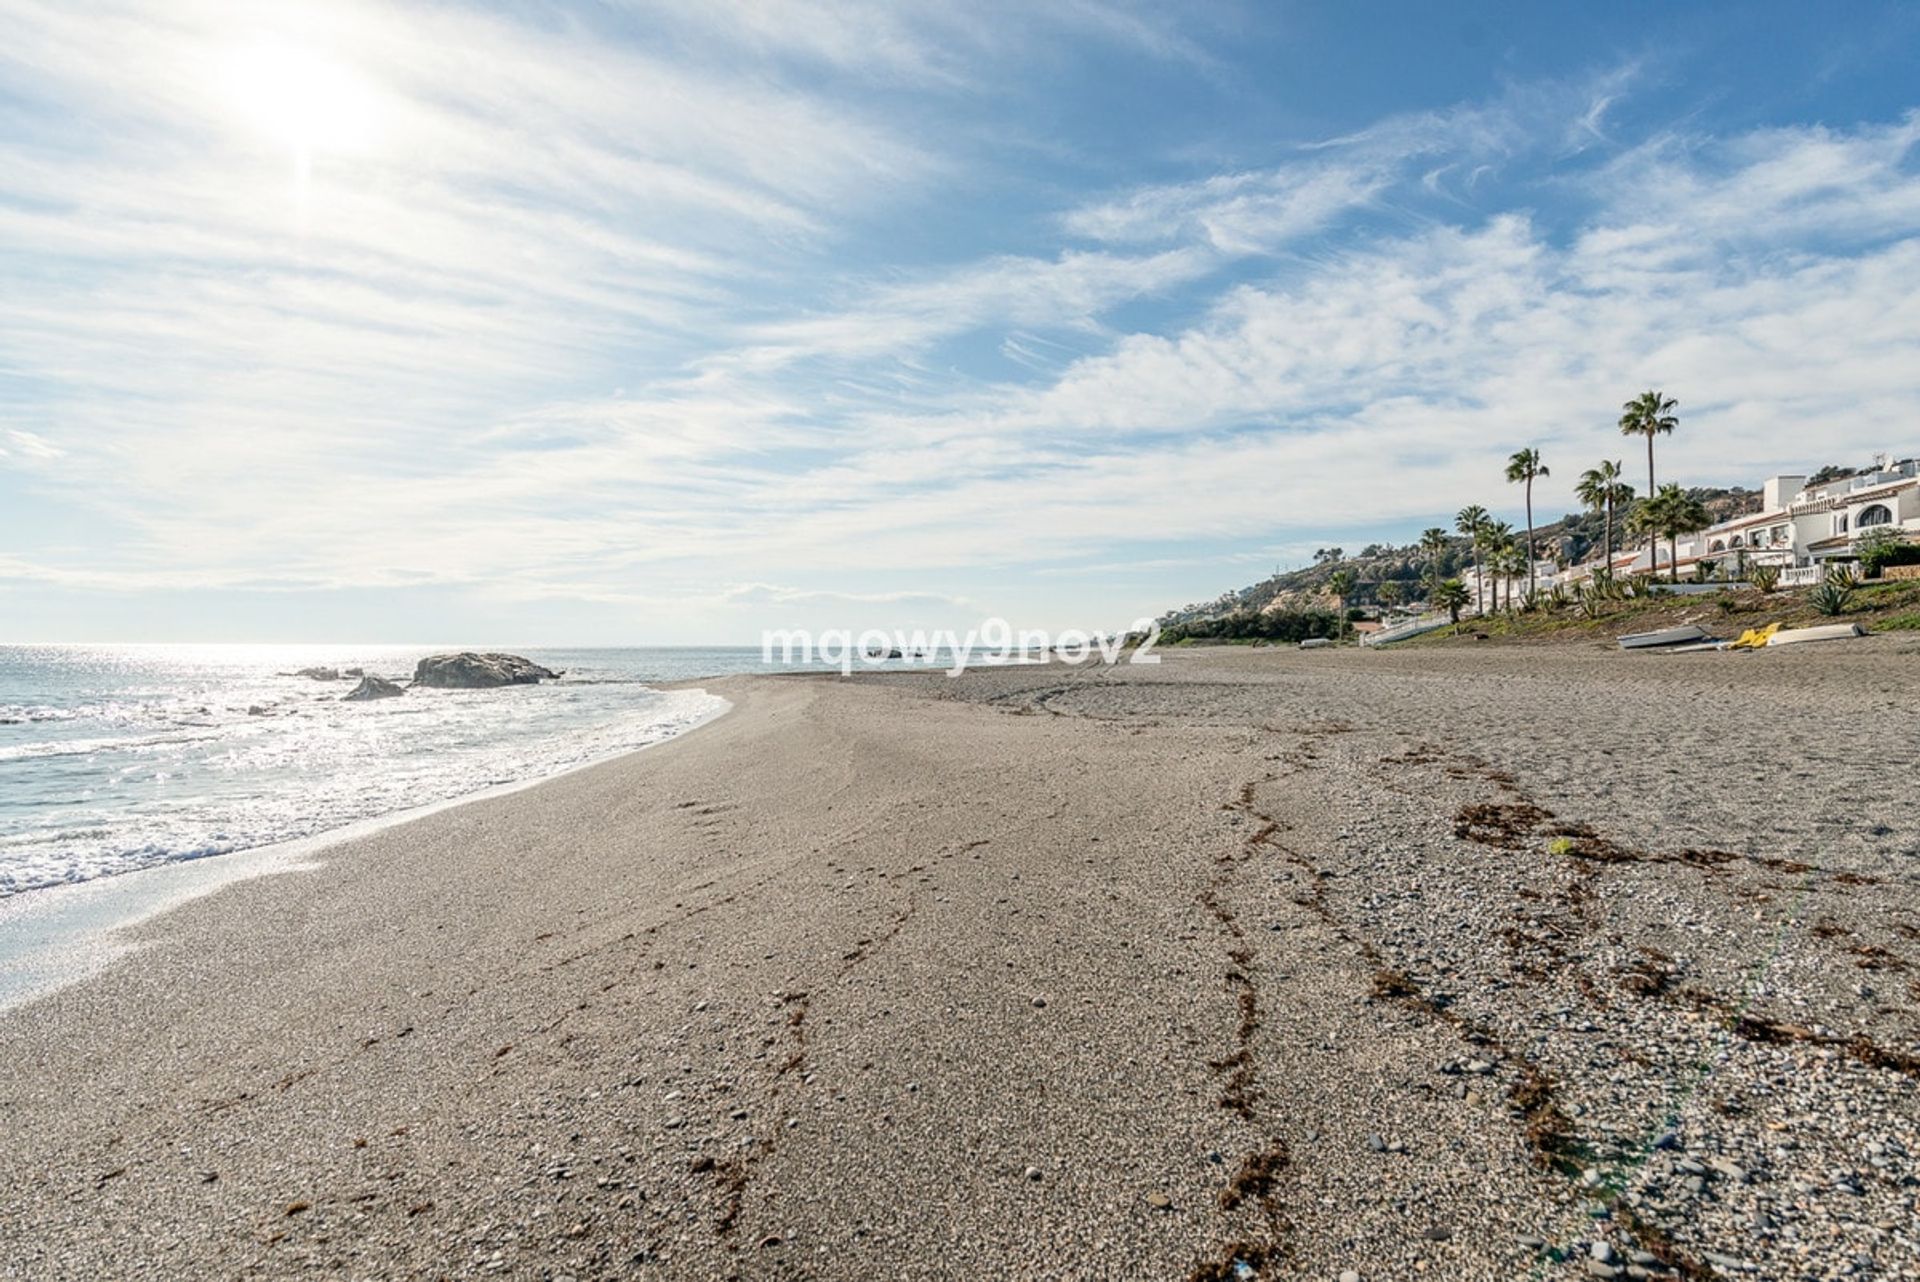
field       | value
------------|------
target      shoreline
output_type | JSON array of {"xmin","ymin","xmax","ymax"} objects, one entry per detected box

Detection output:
[
  {"xmin": 1, "ymin": 647, "xmax": 1915, "ymax": 1280},
  {"xmin": 0, "ymin": 690, "xmax": 732, "ymax": 1013}
]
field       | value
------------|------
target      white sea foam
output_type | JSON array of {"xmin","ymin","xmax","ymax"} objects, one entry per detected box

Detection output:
[{"xmin": 0, "ymin": 646, "xmax": 751, "ymax": 898}]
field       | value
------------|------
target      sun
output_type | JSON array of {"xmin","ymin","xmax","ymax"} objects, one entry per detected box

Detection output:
[{"xmin": 219, "ymin": 40, "xmax": 381, "ymax": 156}]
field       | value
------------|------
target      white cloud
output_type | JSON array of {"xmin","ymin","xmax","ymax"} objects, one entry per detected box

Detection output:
[{"xmin": 5, "ymin": 12, "xmax": 1919, "ymax": 638}]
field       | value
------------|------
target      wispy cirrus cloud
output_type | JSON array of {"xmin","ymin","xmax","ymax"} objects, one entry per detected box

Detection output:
[{"xmin": 4, "ymin": 3, "xmax": 1920, "ymax": 641}]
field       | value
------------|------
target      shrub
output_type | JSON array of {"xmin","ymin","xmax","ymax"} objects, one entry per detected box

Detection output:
[
  {"xmin": 1826, "ymin": 564, "xmax": 1861, "ymax": 591},
  {"xmin": 1810, "ymin": 582, "xmax": 1854, "ymax": 616},
  {"xmin": 1747, "ymin": 564, "xmax": 1781, "ymax": 593},
  {"xmin": 1854, "ymin": 528, "xmax": 1920, "ymax": 577}
]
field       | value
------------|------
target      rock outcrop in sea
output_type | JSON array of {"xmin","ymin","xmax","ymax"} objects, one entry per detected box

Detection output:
[
  {"xmin": 343, "ymin": 675, "xmax": 406, "ymax": 702},
  {"xmin": 292, "ymin": 667, "xmax": 341, "ymax": 681},
  {"xmin": 411, "ymin": 652, "xmax": 560, "ymax": 689}
]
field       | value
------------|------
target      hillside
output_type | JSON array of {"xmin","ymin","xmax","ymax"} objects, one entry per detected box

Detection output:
[{"xmin": 1160, "ymin": 485, "xmax": 1762, "ymax": 628}]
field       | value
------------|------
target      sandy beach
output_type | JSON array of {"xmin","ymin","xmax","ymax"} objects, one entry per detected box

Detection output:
[{"xmin": 2, "ymin": 641, "xmax": 1917, "ymax": 1281}]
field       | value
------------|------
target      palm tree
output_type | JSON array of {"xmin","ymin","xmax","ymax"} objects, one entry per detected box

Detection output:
[
  {"xmin": 1455, "ymin": 504, "xmax": 1489, "ymax": 619},
  {"xmin": 1325, "ymin": 569, "xmax": 1355, "ymax": 641},
  {"xmin": 1575, "ymin": 460, "xmax": 1634, "ymax": 574},
  {"xmin": 1619, "ymin": 390, "xmax": 1678, "ymax": 567},
  {"xmin": 1640, "ymin": 483, "xmax": 1710, "ymax": 584},
  {"xmin": 1376, "ymin": 580, "xmax": 1403, "ymax": 612},
  {"xmin": 1625, "ymin": 499, "xmax": 1661, "ymax": 580},
  {"xmin": 1500, "ymin": 543, "xmax": 1529, "ymax": 610},
  {"xmin": 1484, "ymin": 520, "xmax": 1516, "ymax": 611},
  {"xmin": 1433, "ymin": 579, "xmax": 1470, "ymax": 631},
  {"xmin": 1419, "ymin": 527, "xmax": 1449, "ymax": 597},
  {"xmin": 1504, "ymin": 448, "xmax": 1550, "ymax": 600}
]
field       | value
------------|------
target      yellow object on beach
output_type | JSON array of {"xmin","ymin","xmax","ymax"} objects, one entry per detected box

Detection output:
[{"xmin": 1728, "ymin": 623, "xmax": 1781, "ymax": 650}]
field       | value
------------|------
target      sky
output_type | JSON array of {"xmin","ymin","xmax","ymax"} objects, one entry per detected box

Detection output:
[{"xmin": 3, "ymin": 1, "xmax": 1919, "ymax": 644}]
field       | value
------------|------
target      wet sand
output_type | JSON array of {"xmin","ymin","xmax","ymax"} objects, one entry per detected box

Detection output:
[{"xmin": 2, "ymin": 641, "xmax": 1917, "ymax": 1280}]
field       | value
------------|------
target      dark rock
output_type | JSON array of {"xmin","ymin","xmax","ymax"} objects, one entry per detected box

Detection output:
[
  {"xmin": 292, "ymin": 666, "xmax": 341, "ymax": 681},
  {"xmin": 343, "ymin": 675, "xmax": 405, "ymax": 702},
  {"xmin": 411, "ymin": 652, "xmax": 560, "ymax": 689}
]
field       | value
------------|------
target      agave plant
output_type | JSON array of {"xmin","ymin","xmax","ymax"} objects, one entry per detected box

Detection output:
[
  {"xmin": 1579, "ymin": 593, "xmax": 1605, "ymax": 619},
  {"xmin": 1747, "ymin": 564, "xmax": 1781, "ymax": 593},
  {"xmin": 1825, "ymin": 564, "xmax": 1861, "ymax": 591},
  {"xmin": 1810, "ymin": 581, "xmax": 1854, "ymax": 617},
  {"xmin": 1546, "ymin": 585, "xmax": 1570, "ymax": 610}
]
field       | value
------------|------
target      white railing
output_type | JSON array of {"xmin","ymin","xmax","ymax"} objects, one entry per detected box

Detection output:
[
  {"xmin": 1362, "ymin": 614, "xmax": 1452, "ymax": 647},
  {"xmin": 1776, "ymin": 566, "xmax": 1821, "ymax": 587}
]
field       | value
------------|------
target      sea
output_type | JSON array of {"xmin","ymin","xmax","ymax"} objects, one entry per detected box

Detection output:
[{"xmin": 0, "ymin": 644, "xmax": 797, "ymax": 899}]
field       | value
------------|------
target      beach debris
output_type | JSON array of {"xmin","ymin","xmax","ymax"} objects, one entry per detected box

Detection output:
[
  {"xmin": 342, "ymin": 675, "xmax": 405, "ymax": 702},
  {"xmin": 1023, "ymin": 1165, "xmax": 1044, "ymax": 1181},
  {"xmin": 1616, "ymin": 624, "xmax": 1710, "ymax": 650},
  {"xmin": 412, "ymin": 651, "xmax": 561, "ymax": 688},
  {"xmin": 1728, "ymin": 622, "xmax": 1781, "ymax": 649},
  {"xmin": 1767, "ymin": 622, "xmax": 1866, "ymax": 646}
]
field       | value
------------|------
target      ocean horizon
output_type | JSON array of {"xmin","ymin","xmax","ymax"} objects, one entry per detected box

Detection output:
[{"xmin": 0, "ymin": 644, "xmax": 797, "ymax": 899}]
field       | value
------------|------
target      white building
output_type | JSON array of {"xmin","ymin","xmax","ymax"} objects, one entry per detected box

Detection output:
[{"xmin": 1567, "ymin": 456, "xmax": 1920, "ymax": 583}]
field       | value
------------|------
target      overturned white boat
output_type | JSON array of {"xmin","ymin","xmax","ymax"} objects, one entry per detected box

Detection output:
[
  {"xmin": 1766, "ymin": 623, "xmax": 1866, "ymax": 646},
  {"xmin": 1298, "ymin": 637, "xmax": 1334, "ymax": 650},
  {"xmin": 1618, "ymin": 624, "xmax": 1711, "ymax": 650}
]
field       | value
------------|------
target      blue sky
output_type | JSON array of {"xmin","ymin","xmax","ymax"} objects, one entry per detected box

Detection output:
[{"xmin": 3, "ymin": 1, "xmax": 1919, "ymax": 643}]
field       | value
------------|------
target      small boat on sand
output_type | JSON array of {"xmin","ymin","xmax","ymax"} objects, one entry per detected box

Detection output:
[
  {"xmin": 1618, "ymin": 624, "xmax": 1711, "ymax": 650},
  {"xmin": 1766, "ymin": 623, "xmax": 1865, "ymax": 646},
  {"xmin": 1298, "ymin": 637, "xmax": 1334, "ymax": 650}
]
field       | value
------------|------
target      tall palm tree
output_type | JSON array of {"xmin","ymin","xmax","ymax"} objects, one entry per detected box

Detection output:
[
  {"xmin": 1575, "ymin": 460, "xmax": 1634, "ymax": 575},
  {"xmin": 1619, "ymin": 390, "xmax": 1678, "ymax": 569},
  {"xmin": 1504, "ymin": 448, "xmax": 1550, "ymax": 600},
  {"xmin": 1419, "ymin": 527, "xmax": 1449, "ymax": 598},
  {"xmin": 1325, "ymin": 569, "xmax": 1355, "ymax": 641},
  {"xmin": 1455, "ymin": 504, "xmax": 1489, "ymax": 619},
  {"xmin": 1376, "ymin": 580, "xmax": 1403, "ymax": 612}
]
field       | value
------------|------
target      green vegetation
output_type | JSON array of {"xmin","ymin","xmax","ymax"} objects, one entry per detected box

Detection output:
[
  {"xmin": 1325, "ymin": 569, "xmax": 1355, "ymax": 640},
  {"xmin": 1854, "ymin": 526, "xmax": 1920, "ymax": 576},
  {"xmin": 1574, "ymin": 459, "xmax": 1633, "ymax": 573},
  {"xmin": 1629, "ymin": 483, "xmax": 1711, "ymax": 583},
  {"xmin": 1159, "ymin": 609, "xmax": 1338, "ymax": 645},
  {"xmin": 1810, "ymin": 582, "xmax": 1854, "ymax": 616},
  {"xmin": 1432, "ymin": 578, "xmax": 1470, "ymax": 627},
  {"xmin": 1403, "ymin": 576, "xmax": 1920, "ymax": 646}
]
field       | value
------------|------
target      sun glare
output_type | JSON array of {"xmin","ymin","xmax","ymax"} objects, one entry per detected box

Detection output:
[{"xmin": 220, "ymin": 40, "xmax": 381, "ymax": 156}]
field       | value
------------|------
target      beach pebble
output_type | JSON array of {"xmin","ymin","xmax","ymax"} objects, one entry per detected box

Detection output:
[
  {"xmin": 1146, "ymin": 1192, "xmax": 1172, "ymax": 1210},
  {"xmin": 1023, "ymin": 1165, "xmax": 1043, "ymax": 1182}
]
